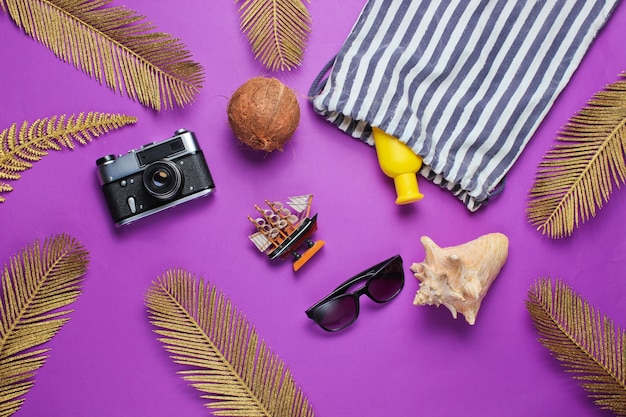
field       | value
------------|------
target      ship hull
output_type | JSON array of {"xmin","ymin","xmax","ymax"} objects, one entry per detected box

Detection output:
[{"xmin": 268, "ymin": 214, "xmax": 319, "ymax": 260}]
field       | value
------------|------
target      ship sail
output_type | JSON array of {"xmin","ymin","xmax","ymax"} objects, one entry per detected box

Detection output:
[
  {"xmin": 249, "ymin": 231, "xmax": 272, "ymax": 252},
  {"xmin": 287, "ymin": 194, "xmax": 313, "ymax": 220}
]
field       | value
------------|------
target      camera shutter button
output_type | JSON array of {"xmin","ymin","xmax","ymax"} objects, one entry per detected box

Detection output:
[{"xmin": 127, "ymin": 196, "xmax": 137, "ymax": 213}]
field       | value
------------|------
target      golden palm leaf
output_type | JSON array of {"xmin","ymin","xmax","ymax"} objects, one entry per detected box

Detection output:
[
  {"xmin": 145, "ymin": 269, "xmax": 315, "ymax": 417},
  {"xmin": 236, "ymin": 0, "xmax": 311, "ymax": 71},
  {"xmin": 0, "ymin": 234, "xmax": 89, "ymax": 417},
  {"xmin": 0, "ymin": 0, "xmax": 204, "ymax": 111},
  {"xmin": 526, "ymin": 278, "xmax": 626, "ymax": 416},
  {"xmin": 0, "ymin": 112, "xmax": 136, "ymax": 203},
  {"xmin": 527, "ymin": 73, "xmax": 626, "ymax": 238}
]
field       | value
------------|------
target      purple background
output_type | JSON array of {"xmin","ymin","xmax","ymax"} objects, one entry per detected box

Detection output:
[{"xmin": 2, "ymin": 1, "xmax": 626, "ymax": 416}]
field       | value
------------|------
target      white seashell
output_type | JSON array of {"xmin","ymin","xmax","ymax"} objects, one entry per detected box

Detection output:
[{"xmin": 410, "ymin": 233, "xmax": 509, "ymax": 325}]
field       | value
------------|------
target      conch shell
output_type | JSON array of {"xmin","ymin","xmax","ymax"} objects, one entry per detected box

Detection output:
[{"xmin": 410, "ymin": 233, "xmax": 509, "ymax": 325}]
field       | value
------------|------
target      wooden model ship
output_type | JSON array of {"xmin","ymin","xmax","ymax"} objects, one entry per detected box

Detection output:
[{"xmin": 248, "ymin": 194, "xmax": 325, "ymax": 271}]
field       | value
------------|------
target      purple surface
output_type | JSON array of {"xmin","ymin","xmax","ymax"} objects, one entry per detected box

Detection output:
[{"xmin": 2, "ymin": 2, "xmax": 626, "ymax": 417}]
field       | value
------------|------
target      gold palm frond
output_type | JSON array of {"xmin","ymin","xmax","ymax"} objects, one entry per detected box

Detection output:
[
  {"xmin": 145, "ymin": 269, "xmax": 315, "ymax": 417},
  {"xmin": 526, "ymin": 278, "xmax": 626, "ymax": 416},
  {"xmin": 0, "ymin": 234, "xmax": 89, "ymax": 417},
  {"xmin": 0, "ymin": 0, "xmax": 204, "ymax": 111},
  {"xmin": 236, "ymin": 0, "xmax": 311, "ymax": 71},
  {"xmin": 0, "ymin": 112, "xmax": 136, "ymax": 203},
  {"xmin": 527, "ymin": 73, "xmax": 626, "ymax": 238}
]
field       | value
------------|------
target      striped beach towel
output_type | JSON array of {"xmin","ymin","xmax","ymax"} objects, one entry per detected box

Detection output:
[{"xmin": 310, "ymin": 0, "xmax": 619, "ymax": 211}]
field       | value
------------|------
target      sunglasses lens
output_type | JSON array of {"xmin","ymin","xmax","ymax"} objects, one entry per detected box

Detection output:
[
  {"xmin": 368, "ymin": 261, "xmax": 404, "ymax": 302},
  {"xmin": 314, "ymin": 295, "xmax": 358, "ymax": 331}
]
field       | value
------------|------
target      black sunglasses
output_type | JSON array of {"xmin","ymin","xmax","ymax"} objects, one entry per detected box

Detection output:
[{"xmin": 305, "ymin": 255, "xmax": 404, "ymax": 332}]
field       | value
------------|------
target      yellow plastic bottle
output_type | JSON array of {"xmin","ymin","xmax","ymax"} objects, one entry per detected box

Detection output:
[{"xmin": 372, "ymin": 127, "xmax": 424, "ymax": 205}]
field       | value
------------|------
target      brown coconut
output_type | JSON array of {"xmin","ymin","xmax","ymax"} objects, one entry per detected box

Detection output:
[{"xmin": 227, "ymin": 76, "xmax": 300, "ymax": 152}]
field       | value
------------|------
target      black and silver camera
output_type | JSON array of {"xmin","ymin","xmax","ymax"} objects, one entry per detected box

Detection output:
[{"xmin": 96, "ymin": 129, "xmax": 215, "ymax": 226}]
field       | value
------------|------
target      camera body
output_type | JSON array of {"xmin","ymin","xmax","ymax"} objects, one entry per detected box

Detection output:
[{"xmin": 96, "ymin": 129, "xmax": 215, "ymax": 226}]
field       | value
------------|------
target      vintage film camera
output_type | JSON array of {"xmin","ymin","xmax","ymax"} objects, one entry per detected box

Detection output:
[{"xmin": 96, "ymin": 129, "xmax": 215, "ymax": 226}]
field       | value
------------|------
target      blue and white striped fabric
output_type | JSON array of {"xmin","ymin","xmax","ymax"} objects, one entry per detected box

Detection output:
[{"xmin": 310, "ymin": 0, "xmax": 619, "ymax": 211}]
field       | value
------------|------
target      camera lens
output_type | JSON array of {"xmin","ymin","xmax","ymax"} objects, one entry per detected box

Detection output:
[{"xmin": 142, "ymin": 161, "xmax": 182, "ymax": 200}]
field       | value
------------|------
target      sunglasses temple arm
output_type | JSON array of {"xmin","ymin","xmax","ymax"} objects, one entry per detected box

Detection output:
[
  {"xmin": 320, "ymin": 256, "xmax": 400, "ymax": 298},
  {"xmin": 306, "ymin": 272, "xmax": 370, "ymax": 312},
  {"xmin": 306, "ymin": 256, "xmax": 402, "ymax": 312}
]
